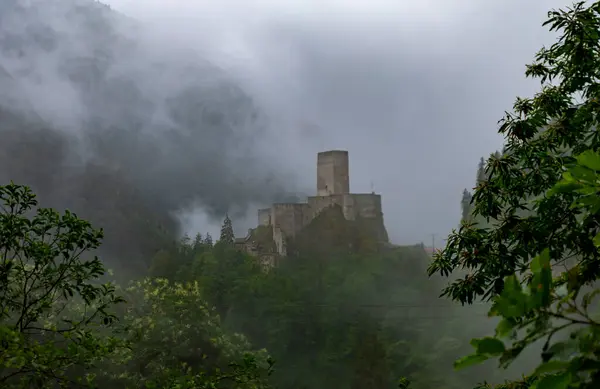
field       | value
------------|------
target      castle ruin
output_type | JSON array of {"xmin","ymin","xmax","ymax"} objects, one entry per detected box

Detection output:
[{"xmin": 235, "ymin": 150, "xmax": 388, "ymax": 266}]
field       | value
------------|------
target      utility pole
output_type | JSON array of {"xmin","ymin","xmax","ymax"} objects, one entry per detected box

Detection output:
[{"xmin": 431, "ymin": 233, "xmax": 437, "ymax": 252}]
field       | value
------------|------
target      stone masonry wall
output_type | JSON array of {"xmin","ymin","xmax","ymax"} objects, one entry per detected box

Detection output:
[
  {"xmin": 273, "ymin": 226, "xmax": 286, "ymax": 256},
  {"xmin": 317, "ymin": 150, "xmax": 349, "ymax": 196},
  {"xmin": 271, "ymin": 203, "xmax": 311, "ymax": 238},
  {"xmin": 245, "ymin": 150, "xmax": 389, "ymax": 258},
  {"xmin": 347, "ymin": 193, "xmax": 388, "ymax": 242},
  {"xmin": 307, "ymin": 195, "xmax": 345, "ymax": 219},
  {"xmin": 349, "ymin": 193, "xmax": 383, "ymax": 219}
]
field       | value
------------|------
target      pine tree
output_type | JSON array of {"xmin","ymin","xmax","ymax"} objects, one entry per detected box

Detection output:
[
  {"xmin": 460, "ymin": 189, "xmax": 473, "ymax": 222},
  {"xmin": 219, "ymin": 214, "xmax": 235, "ymax": 246},
  {"xmin": 179, "ymin": 233, "xmax": 192, "ymax": 254},
  {"xmin": 476, "ymin": 157, "xmax": 486, "ymax": 185},
  {"xmin": 193, "ymin": 232, "xmax": 203, "ymax": 251},
  {"xmin": 204, "ymin": 232, "xmax": 213, "ymax": 247}
]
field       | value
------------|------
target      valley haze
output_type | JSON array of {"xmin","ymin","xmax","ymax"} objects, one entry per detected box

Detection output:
[{"xmin": 0, "ymin": 0, "xmax": 568, "ymax": 246}]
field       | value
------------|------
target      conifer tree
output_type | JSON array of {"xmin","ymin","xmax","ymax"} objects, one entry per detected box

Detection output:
[
  {"xmin": 475, "ymin": 157, "xmax": 486, "ymax": 185},
  {"xmin": 460, "ymin": 189, "xmax": 473, "ymax": 222},
  {"xmin": 204, "ymin": 232, "xmax": 213, "ymax": 247},
  {"xmin": 193, "ymin": 232, "xmax": 203, "ymax": 250},
  {"xmin": 219, "ymin": 214, "xmax": 235, "ymax": 246}
]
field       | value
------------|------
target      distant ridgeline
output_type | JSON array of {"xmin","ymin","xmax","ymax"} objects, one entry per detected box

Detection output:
[{"xmin": 235, "ymin": 150, "xmax": 390, "ymax": 268}]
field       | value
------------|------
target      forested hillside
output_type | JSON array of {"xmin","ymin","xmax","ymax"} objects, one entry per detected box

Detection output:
[
  {"xmin": 0, "ymin": 0, "xmax": 299, "ymax": 275},
  {"xmin": 0, "ymin": 182, "xmax": 493, "ymax": 389}
]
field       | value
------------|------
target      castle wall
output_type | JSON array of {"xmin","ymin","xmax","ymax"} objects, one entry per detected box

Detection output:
[
  {"xmin": 271, "ymin": 203, "xmax": 310, "ymax": 238},
  {"xmin": 307, "ymin": 195, "xmax": 345, "ymax": 219},
  {"xmin": 308, "ymin": 194, "xmax": 382, "ymax": 221},
  {"xmin": 317, "ymin": 150, "xmax": 350, "ymax": 196},
  {"xmin": 241, "ymin": 150, "xmax": 389, "ymax": 259},
  {"xmin": 258, "ymin": 208, "xmax": 272, "ymax": 226},
  {"xmin": 273, "ymin": 226, "xmax": 287, "ymax": 256},
  {"xmin": 346, "ymin": 193, "xmax": 388, "ymax": 242},
  {"xmin": 348, "ymin": 193, "xmax": 383, "ymax": 219}
]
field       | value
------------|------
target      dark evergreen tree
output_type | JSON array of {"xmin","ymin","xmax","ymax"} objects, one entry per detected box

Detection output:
[
  {"xmin": 204, "ymin": 232, "xmax": 213, "ymax": 247},
  {"xmin": 219, "ymin": 214, "xmax": 235, "ymax": 246},
  {"xmin": 180, "ymin": 233, "xmax": 191, "ymax": 247},
  {"xmin": 193, "ymin": 232, "xmax": 203, "ymax": 250},
  {"xmin": 460, "ymin": 189, "xmax": 473, "ymax": 222},
  {"xmin": 475, "ymin": 157, "xmax": 486, "ymax": 185}
]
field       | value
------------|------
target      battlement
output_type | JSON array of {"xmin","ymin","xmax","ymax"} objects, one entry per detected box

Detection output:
[
  {"xmin": 271, "ymin": 202, "xmax": 309, "ymax": 208},
  {"xmin": 318, "ymin": 150, "xmax": 348, "ymax": 157}
]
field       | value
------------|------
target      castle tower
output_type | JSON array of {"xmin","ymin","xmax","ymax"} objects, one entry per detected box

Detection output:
[{"xmin": 317, "ymin": 150, "xmax": 349, "ymax": 196}]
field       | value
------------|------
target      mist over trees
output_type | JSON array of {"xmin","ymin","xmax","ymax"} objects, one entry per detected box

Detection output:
[
  {"xmin": 3, "ymin": 0, "xmax": 600, "ymax": 389},
  {"xmin": 0, "ymin": 182, "xmax": 493, "ymax": 389},
  {"xmin": 0, "ymin": 0, "xmax": 304, "ymax": 275}
]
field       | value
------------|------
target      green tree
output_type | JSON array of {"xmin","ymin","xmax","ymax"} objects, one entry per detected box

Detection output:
[
  {"xmin": 148, "ymin": 249, "xmax": 178, "ymax": 279},
  {"xmin": 476, "ymin": 157, "xmax": 486, "ymax": 185},
  {"xmin": 461, "ymin": 189, "xmax": 473, "ymax": 222},
  {"xmin": 193, "ymin": 232, "xmax": 203, "ymax": 250},
  {"xmin": 0, "ymin": 183, "xmax": 124, "ymax": 388},
  {"xmin": 219, "ymin": 215, "xmax": 235, "ymax": 246},
  {"xmin": 204, "ymin": 232, "xmax": 214, "ymax": 247},
  {"xmin": 160, "ymin": 195, "xmax": 484, "ymax": 389},
  {"xmin": 429, "ymin": 2, "xmax": 600, "ymax": 387},
  {"xmin": 105, "ymin": 278, "xmax": 273, "ymax": 389}
]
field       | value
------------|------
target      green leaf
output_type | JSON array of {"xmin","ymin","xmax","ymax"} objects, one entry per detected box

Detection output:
[
  {"xmin": 529, "ymin": 250, "xmax": 552, "ymax": 309},
  {"xmin": 576, "ymin": 150, "xmax": 600, "ymax": 171},
  {"xmin": 495, "ymin": 318, "xmax": 515, "ymax": 338},
  {"xmin": 548, "ymin": 181, "xmax": 584, "ymax": 195},
  {"xmin": 568, "ymin": 165, "xmax": 596, "ymax": 182},
  {"xmin": 530, "ymin": 249, "xmax": 550, "ymax": 273},
  {"xmin": 532, "ymin": 372, "xmax": 571, "ymax": 389},
  {"xmin": 453, "ymin": 354, "xmax": 489, "ymax": 371},
  {"xmin": 593, "ymin": 232, "xmax": 600, "ymax": 247},
  {"xmin": 503, "ymin": 275, "xmax": 522, "ymax": 293},
  {"xmin": 492, "ymin": 275, "xmax": 529, "ymax": 318},
  {"xmin": 533, "ymin": 361, "xmax": 570, "ymax": 376},
  {"xmin": 474, "ymin": 337, "xmax": 505, "ymax": 355}
]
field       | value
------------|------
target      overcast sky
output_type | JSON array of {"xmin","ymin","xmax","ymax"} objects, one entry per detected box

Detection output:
[{"xmin": 100, "ymin": 0, "xmax": 567, "ymax": 245}]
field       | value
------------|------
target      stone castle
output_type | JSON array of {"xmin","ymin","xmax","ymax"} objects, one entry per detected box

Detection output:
[{"xmin": 235, "ymin": 150, "xmax": 388, "ymax": 266}]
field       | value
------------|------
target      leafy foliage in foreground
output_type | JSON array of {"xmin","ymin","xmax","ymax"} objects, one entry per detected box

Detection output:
[
  {"xmin": 0, "ymin": 183, "xmax": 125, "ymax": 388},
  {"xmin": 430, "ymin": 2, "xmax": 600, "ymax": 388},
  {"xmin": 105, "ymin": 278, "xmax": 273, "ymax": 389},
  {"xmin": 0, "ymin": 183, "xmax": 273, "ymax": 389}
]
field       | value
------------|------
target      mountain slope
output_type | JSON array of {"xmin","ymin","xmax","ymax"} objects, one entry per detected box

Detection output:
[{"xmin": 0, "ymin": 0, "xmax": 295, "ymax": 274}]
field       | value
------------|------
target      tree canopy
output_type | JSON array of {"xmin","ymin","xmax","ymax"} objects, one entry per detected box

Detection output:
[{"xmin": 430, "ymin": 2, "xmax": 600, "ymax": 388}]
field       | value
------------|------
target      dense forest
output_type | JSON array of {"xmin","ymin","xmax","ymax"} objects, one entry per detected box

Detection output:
[
  {"xmin": 0, "ymin": 183, "xmax": 493, "ymax": 389},
  {"xmin": 3, "ymin": 0, "xmax": 600, "ymax": 388}
]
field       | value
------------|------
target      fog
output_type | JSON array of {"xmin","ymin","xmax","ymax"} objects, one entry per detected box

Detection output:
[
  {"xmin": 103, "ymin": 0, "xmax": 567, "ymax": 243},
  {"xmin": 0, "ymin": 1, "xmax": 578, "ymax": 386},
  {"xmin": 0, "ymin": 0, "xmax": 566, "ymax": 244}
]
